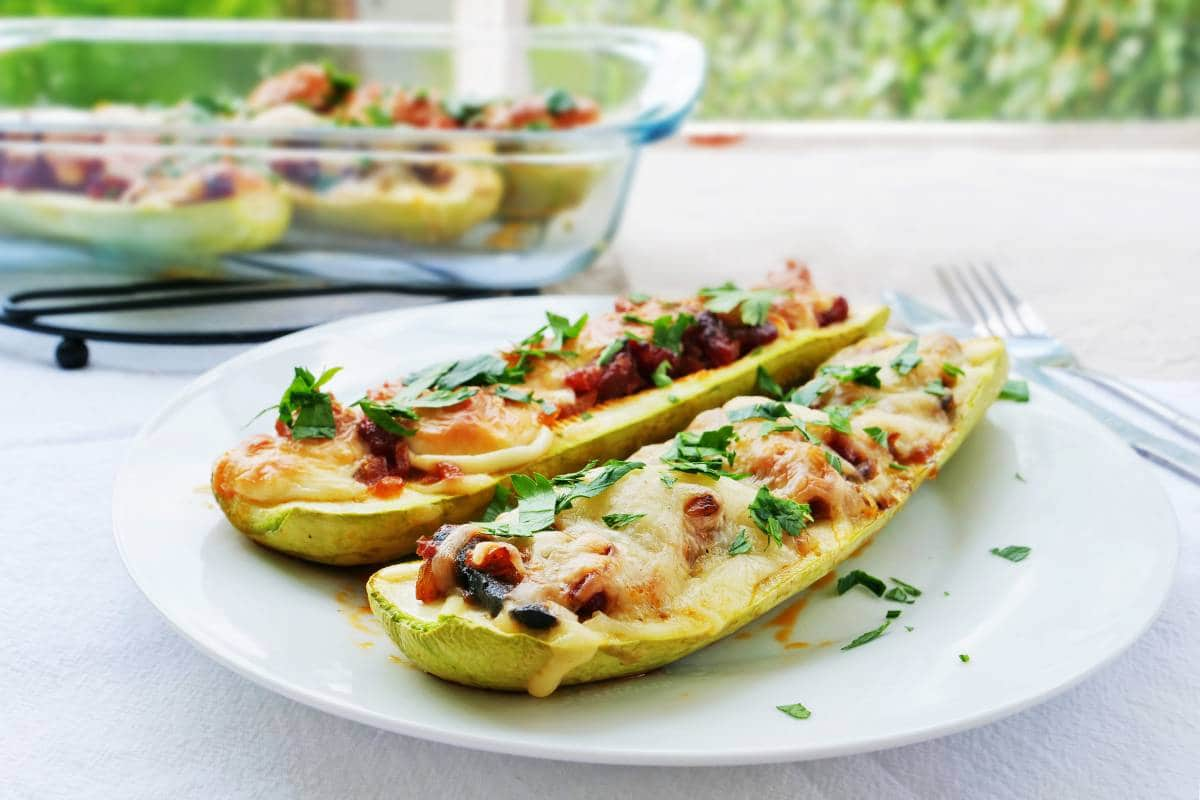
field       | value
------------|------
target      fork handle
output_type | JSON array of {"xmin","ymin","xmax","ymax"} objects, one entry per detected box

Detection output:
[
  {"xmin": 1028, "ymin": 366, "xmax": 1200, "ymax": 488},
  {"xmin": 1059, "ymin": 365, "xmax": 1200, "ymax": 446}
]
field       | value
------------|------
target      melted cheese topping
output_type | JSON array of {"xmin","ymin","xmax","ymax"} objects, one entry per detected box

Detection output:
[{"xmin": 408, "ymin": 426, "xmax": 554, "ymax": 473}]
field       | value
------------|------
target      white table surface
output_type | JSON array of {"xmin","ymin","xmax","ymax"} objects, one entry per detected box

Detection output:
[{"xmin": 2, "ymin": 140, "xmax": 1198, "ymax": 799}]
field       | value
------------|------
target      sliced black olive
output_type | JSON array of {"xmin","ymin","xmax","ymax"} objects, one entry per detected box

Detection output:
[{"xmin": 509, "ymin": 604, "xmax": 558, "ymax": 630}]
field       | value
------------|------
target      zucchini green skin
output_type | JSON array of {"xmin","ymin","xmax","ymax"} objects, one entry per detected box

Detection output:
[
  {"xmin": 367, "ymin": 337, "xmax": 1009, "ymax": 693},
  {"xmin": 0, "ymin": 186, "xmax": 291, "ymax": 255},
  {"xmin": 498, "ymin": 162, "xmax": 598, "ymax": 222},
  {"xmin": 216, "ymin": 306, "xmax": 889, "ymax": 566},
  {"xmin": 288, "ymin": 164, "xmax": 503, "ymax": 244}
]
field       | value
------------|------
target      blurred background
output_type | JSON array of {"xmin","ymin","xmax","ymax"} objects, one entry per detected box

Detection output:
[{"xmin": 9, "ymin": 0, "xmax": 1199, "ymax": 121}]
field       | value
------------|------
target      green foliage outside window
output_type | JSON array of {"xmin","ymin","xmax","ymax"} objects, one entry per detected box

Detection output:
[{"xmin": 531, "ymin": 0, "xmax": 1200, "ymax": 120}]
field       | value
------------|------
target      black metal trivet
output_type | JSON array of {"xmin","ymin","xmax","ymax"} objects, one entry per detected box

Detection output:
[{"xmin": 0, "ymin": 277, "xmax": 531, "ymax": 369}]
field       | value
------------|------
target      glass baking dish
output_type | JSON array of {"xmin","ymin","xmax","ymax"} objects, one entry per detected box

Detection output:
[{"xmin": 0, "ymin": 18, "xmax": 704, "ymax": 289}]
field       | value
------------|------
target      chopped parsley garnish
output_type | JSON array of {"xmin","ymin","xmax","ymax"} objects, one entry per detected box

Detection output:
[
  {"xmin": 889, "ymin": 577, "xmax": 922, "ymax": 597},
  {"xmin": 581, "ymin": 412, "xmax": 594, "ymax": 421},
  {"xmin": 1015, "ymin": 471, "xmax": 1026, "ymax": 482},
  {"xmin": 435, "ymin": 354, "xmax": 520, "ymax": 389},
  {"xmin": 323, "ymin": 61, "xmax": 358, "ymax": 104},
  {"xmin": 748, "ymin": 486, "xmax": 813, "ymax": 546},
  {"xmin": 820, "ymin": 363, "xmax": 882, "ymax": 389},
  {"xmin": 554, "ymin": 460, "xmax": 645, "ymax": 512},
  {"xmin": 667, "ymin": 393, "xmax": 680, "ymax": 404},
  {"xmin": 597, "ymin": 333, "xmax": 640, "ymax": 366},
  {"xmin": 602, "ymin": 512, "xmax": 645, "ymax": 530},
  {"xmin": 990, "ymin": 545, "xmax": 1031, "ymax": 562},
  {"xmin": 481, "ymin": 485, "xmax": 512, "ymax": 522},
  {"xmin": 651, "ymin": 360, "xmax": 673, "ymax": 387},
  {"xmin": 841, "ymin": 610, "xmax": 900, "ymax": 651},
  {"xmin": 923, "ymin": 379, "xmax": 949, "ymax": 398},
  {"xmin": 942, "ymin": 362, "xmax": 965, "ymax": 378},
  {"xmin": 999, "ymin": 379, "xmax": 1030, "ymax": 402},
  {"xmin": 407, "ymin": 387, "xmax": 478, "ymax": 408},
  {"xmin": 353, "ymin": 387, "xmax": 477, "ymax": 437},
  {"xmin": 836, "ymin": 569, "xmax": 886, "ymax": 597},
  {"xmin": 627, "ymin": 292, "xmax": 651, "ymax": 304},
  {"xmin": 274, "ymin": 366, "xmax": 342, "ymax": 440},
  {"xmin": 481, "ymin": 460, "xmax": 643, "ymax": 538},
  {"xmin": 659, "ymin": 473, "xmax": 677, "ymax": 487},
  {"xmin": 728, "ymin": 528, "xmax": 752, "ymax": 555},
  {"xmin": 189, "ymin": 94, "xmax": 238, "ymax": 116},
  {"xmin": 864, "ymin": 426, "xmax": 888, "ymax": 447},
  {"xmin": 824, "ymin": 450, "xmax": 843, "ymax": 473},
  {"xmin": 364, "ymin": 103, "xmax": 392, "ymax": 127},
  {"xmin": 728, "ymin": 401, "xmax": 791, "ymax": 422},
  {"xmin": 776, "ymin": 702, "xmax": 811, "ymax": 720},
  {"xmin": 699, "ymin": 282, "xmax": 783, "ymax": 326},
  {"xmin": 755, "ymin": 366, "xmax": 785, "ymax": 400},
  {"xmin": 789, "ymin": 377, "xmax": 832, "ymax": 408},
  {"xmin": 651, "ymin": 313, "xmax": 694, "ymax": 354},
  {"xmin": 891, "ymin": 339, "xmax": 922, "ymax": 375},
  {"xmin": 494, "ymin": 385, "xmax": 532, "ymax": 404},
  {"xmin": 889, "ymin": 461, "xmax": 908, "ymax": 471},
  {"xmin": 822, "ymin": 404, "xmax": 854, "ymax": 434},
  {"xmin": 544, "ymin": 311, "xmax": 588, "ymax": 349},
  {"xmin": 884, "ymin": 587, "xmax": 916, "ymax": 604},
  {"xmin": 662, "ymin": 426, "xmax": 741, "ymax": 479},
  {"xmin": 545, "ymin": 88, "xmax": 576, "ymax": 116},
  {"xmin": 959, "ymin": 653, "xmax": 971, "ymax": 663},
  {"xmin": 622, "ymin": 313, "xmax": 654, "ymax": 325},
  {"xmin": 905, "ymin": 625, "xmax": 914, "ymax": 632},
  {"xmin": 355, "ymin": 399, "xmax": 417, "ymax": 437}
]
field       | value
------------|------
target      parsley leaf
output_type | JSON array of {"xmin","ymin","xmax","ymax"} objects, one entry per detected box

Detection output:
[
  {"xmin": 923, "ymin": 379, "xmax": 949, "ymax": 398},
  {"xmin": 659, "ymin": 473, "xmax": 677, "ymax": 487},
  {"xmin": 276, "ymin": 366, "xmax": 342, "ymax": 440},
  {"xmin": 889, "ymin": 577, "xmax": 922, "ymax": 597},
  {"xmin": 755, "ymin": 366, "xmax": 785, "ymax": 400},
  {"xmin": 864, "ymin": 426, "xmax": 889, "ymax": 447},
  {"xmin": 481, "ymin": 485, "xmax": 512, "ymax": 522},
  {"xmin": 545, "ymin": 311, "xmax": 588, "ymax": 350},
  {"xmin": 480, "ymin": 473, "xmax": 557, "ymax": 538},
  {"xmin": 776, "ymin": 702, "xmax": 811, "ymax": 720},
  {"xmin": 884, "ymin": 587, "xmax": 916, "ymax": 604},
  {"xmin": 942, "ymin": 362, "xmax": 965, "ymax": 378},
  {"xmin": 555, "ymin": 460, "xmax": 645, "ymax": 513},
  {"xmin": 836, "ymin": 569, "xmax": 886, "ymax": 597},
  {"xmin": 651, "ymin": 360, "xmax": 673, "ymax": 387},
  {"xmin": 623, "ymin": 313, "xmax": 654, "ymax": 325},
  {"xmin": 602, "ymin": 512, "xmax": 645, "ymax": 530},
  {"xmin": 1015, "ymin": 471, "xmax": 1026, "ymax": 482},
  {"xmin": 550, "ymin": 461, "xmax": 599, "ymax": 486},
  {"xmin": 823, "ymin": 405, "xmax": 854, "ymax": 434},
  {"xmin": 545, "ymin": 88, "xmax": 576, "ymax": 115},
  {"xmin": 355, "ymin": 399, "xmax": 418, "ymax": 437},
  {"xmin": 597, "ymin": 334, "xmax": 633, "ymax": 366},
  {"xmin": 495, "ymin": 385, "xmax": 533, "ymax": 404},
  {"xmin": 959, "ymin": 653, "xmax": 971, "ymax": 663},
  {"xmin": 825, "ymin": 450, "xmax": 843, "ymax": 473},
  {"xmin": 789, "ymin": 377, "xmax": 832, "ymax": 408},
  {"xmin": 990, "ymin": 545, "xmax": 1031, "ymax": 562},
  {"xmin": 748, "ymin": 486, "xmax": 813, "ymax": 546},
  {"xmin": 841, "ymin": 611, "xmax": 900, "ymax": 651},
  {"xmin": 651, "ymin": 313, "xmax": 694, "ymax": 354},
  {"xmin": 888, "ymin": 461, "xmax": 908, "ymax": 471},
  {"xmin": 728, "ymin": 401, "xmax": 791, "ymax": 422},
  {"xmin": 407, "ymin": 387, "xmax": 477, "ymax": 409},
  {"xmin": 821, "ymin": 363, "xmax": 883, "ymax": 389},
  {"xmin": 699, "ymin": 282, "xmax": 783, "ymax": 326},
  {"xmin": 662, "ymin": 426, "xmax": 740, "ymax": 479},
  {"xmin": 999, "ymin": 379, "xmax": 1030, "ymax": 402},
  {"xmin": 728, "ymin": 528, "xmax": 752, "ymax": 555},
  {"xmin": 436, "ymin": 354, "xmax": 518, "ymax": 389},
  {"xmin": 891, "ymin": 339, "xmax": 922, "ymax": 375},
  {"xmin": 627, "ymin": 292, "xmax": 650, "ymax": 303}
]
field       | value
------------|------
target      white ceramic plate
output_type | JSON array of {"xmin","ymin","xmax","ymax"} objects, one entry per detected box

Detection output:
[{"xmin": 113, "ymin": 296, "xmax": 1178, "ymax": 766}]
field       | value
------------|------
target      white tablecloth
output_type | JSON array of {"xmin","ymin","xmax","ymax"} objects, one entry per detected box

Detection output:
[{"xmin": 0, "ymin": 328, "xmax": 1197, "ymax": 799}]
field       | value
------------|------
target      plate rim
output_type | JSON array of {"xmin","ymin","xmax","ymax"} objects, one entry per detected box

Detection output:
[{"xmin": 112, "ymin": 295, "xmax": 1181, "ymax": 766}]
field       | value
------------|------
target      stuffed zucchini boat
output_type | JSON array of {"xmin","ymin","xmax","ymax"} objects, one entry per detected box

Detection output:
[
  {"xmin": 212, "ymin": 263, "xmax": 887, "ymax": 565},
  {"xmin": 0, "ymin": 153, "xmax": 290, "ymax": 255},
  {"xmin": 368, "ymin": 331, "xmax": 1008, "ymax": 695}
]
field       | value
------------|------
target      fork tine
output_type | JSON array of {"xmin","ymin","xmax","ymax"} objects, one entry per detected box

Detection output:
[
  {"xmin": 984, "ymin": 263, "xmax": 1048, "ymax": 335},
  {"xmin": 934, "ymin": 265, "xmax": 988, "ymax": 336},
  {"xmin": 967, "ymin": 263, "xmax": 1023, "ymax": 337},
  {"xmin": 938, "ymin": 265, "xmax": 1004, "ymax": 337}
]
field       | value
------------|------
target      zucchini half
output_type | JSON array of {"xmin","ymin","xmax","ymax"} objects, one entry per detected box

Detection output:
[
  {"xmin": 0, "ymin": 186, "xmax": 291, "ymax": 255},
  {"xmin": 498, "ymin": 162, "xmax": 598, "ymax": 222},
  {"xmin": 288, "ymin": 163, "xmax": 503, "ymax": 245},
  {"xmin": 216, "ymin": 306, "xmax": 889, "ymax": 566},
  {"xmin": 367, "ymin": 334, "xmax": 1008, "ymax": 695}
]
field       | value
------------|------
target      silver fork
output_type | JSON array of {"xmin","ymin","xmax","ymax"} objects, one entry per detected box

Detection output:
[{"xmin": 936, "ymin": 263, "xmax": 1200, "ymax": 445}]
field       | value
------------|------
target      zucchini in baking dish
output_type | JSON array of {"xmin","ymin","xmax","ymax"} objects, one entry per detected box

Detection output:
[
  {"xmin": 212, "ymin": 263, "xmax": 887, "ymax": 565},
  {"xmin": 0, "ymin": 155, "xmax": 290, "ymax": 255},
  {"xmin": 367, "ymin": 332, "xmax": 1008, "ymax": 696}
]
